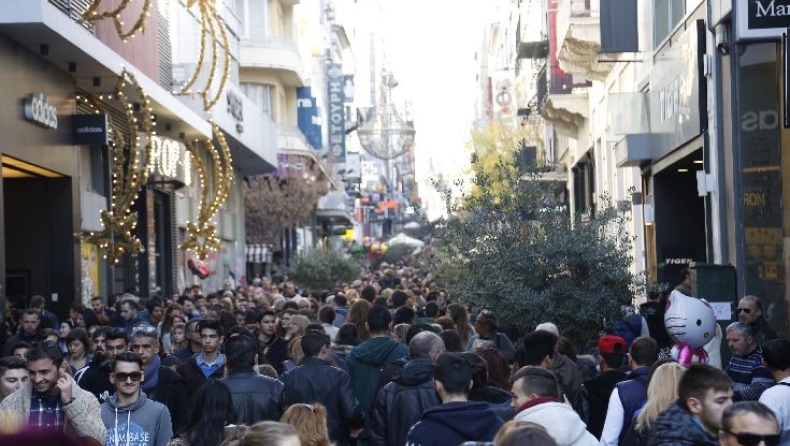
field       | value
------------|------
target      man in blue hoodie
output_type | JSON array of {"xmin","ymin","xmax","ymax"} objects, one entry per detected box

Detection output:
[
  {"xmin": 101, "ymin": 351, "xmax": 172, "ymax": 446},
  {"xmin": 346, "ymin": 304, "xmax": 409, "ymax": 444},
  {"xmin": 405, "ymin": 352, "xmax": 503, "ymax": 446}
]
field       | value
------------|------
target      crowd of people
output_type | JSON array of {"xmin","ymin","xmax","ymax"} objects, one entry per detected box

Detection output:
[{"xmin": 0, "ymin": 263, "xmax": 787, "ymax": 446}]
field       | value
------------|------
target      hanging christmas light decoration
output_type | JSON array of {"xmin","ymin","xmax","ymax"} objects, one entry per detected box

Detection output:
[
  {"xmin": 83, "ymin": 0, "xmax": 152, "ymax": 40},
  {"xmin": 176, "ymin": 0, "xmax": 232, "ymax": 111},
  {"xmin": 83, "ymin": 0, "xmax": 230, "ymax": 112},
  {"xmin": 85, "ymin": 68, "xmax": 156, "ymax": 264},
  {"xmin": 181, "ymin": 122, "xmax": 234, "ymax": 260}
]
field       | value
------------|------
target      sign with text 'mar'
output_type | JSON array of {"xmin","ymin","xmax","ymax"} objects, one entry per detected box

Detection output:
[{"xmin": 737, "ymin": 0, "xmax": 790, "ymax": 40}]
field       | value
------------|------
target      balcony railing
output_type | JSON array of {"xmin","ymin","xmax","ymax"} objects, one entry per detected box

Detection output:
[
  {"xmin": 49, "ymin": 0, "xmax": 95, "ymax": 32},
  {"xmin": 243, "ymin": 35, "xmax": 300, "ymax": 52}
]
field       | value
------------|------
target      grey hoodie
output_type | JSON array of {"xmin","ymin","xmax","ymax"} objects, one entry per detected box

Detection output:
[{"xmin": 101, "ymin": 392, "xmax": 173, "ymax": 446}]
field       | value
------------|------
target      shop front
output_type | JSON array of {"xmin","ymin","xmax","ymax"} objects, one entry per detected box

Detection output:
[
  {"xmin": 647, "ymin": 20, "xmax": 709, "ymax": 287},
  {"xmin": 0, "ymin": 33, "xmax": 79, "ymax": 315}
]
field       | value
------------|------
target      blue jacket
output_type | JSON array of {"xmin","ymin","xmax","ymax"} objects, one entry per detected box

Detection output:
[
  {"xmin": 405, "ymin": 401, "xmax": 503, "ymax": 446},
  {"xmin": 616, "ymin": 367, "xmax": 650, "ymax": 442}
]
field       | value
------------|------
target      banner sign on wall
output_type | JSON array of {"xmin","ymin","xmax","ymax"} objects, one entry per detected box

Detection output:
[
  {"xmin": 296, "ymin": 87, "xmax": 322, "ymax": 150},
  {"xmin": 327, "ymin": 63, "xmax": 346, "ymax": 162}
]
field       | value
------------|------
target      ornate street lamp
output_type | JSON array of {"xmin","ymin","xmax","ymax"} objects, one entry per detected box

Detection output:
[
  {"xmin": 357, "ymin": 71, "xmax": 415, "ymax": 237},
  {"xmin": 357, "ymin": 71, "xmax": 416, "ymax": 160}
]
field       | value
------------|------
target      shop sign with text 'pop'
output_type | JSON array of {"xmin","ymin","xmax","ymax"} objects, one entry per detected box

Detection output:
[{"xmin": 738, "ymin": 0, "xmax": 790, "ymax": 40}]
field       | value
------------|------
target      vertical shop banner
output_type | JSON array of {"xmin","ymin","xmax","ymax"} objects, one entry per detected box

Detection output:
[
  {"xmin": 327, "ymin": 63, "xmax": 346, "ymax": 162},
  {"xmin": 296, "ymin": 87, "xmax": 322, "ymax": 150},
  {"xmin": 81, "ymin": 242, "xmax": 101, "ymax": 304}
]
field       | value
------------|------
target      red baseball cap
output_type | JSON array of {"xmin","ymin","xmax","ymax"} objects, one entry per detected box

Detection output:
[{"xmin": 599, "ymin": 335, "xmax": 627, "ymax": 354}]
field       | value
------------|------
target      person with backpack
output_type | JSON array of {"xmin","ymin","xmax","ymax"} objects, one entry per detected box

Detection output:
[{"xmin": 466, "ymin": 310, "xmax": 515, "ymax": 361}]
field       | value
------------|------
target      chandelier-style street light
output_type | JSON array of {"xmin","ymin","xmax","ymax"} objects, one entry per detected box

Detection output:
[{"xmin": 358, "ymin": 71, "xmax": 416, "ymax": 160}]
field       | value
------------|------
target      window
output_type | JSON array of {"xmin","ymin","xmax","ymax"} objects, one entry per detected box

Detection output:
[
  {"xmin": 654, "ymin": 0, "xmax": 686, "ymax": 48},
  {"xmin": 241, "ymin": 83, "xmax": 273, "ymax": 115}
]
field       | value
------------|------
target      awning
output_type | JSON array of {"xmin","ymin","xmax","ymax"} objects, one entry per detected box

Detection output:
[
  {"xmin": 317, "ymin": 191, "xmax": 355, "ymax": 226},
  {"xmin": 0, "ymin": 0, "xmax": 212, "ymax": 139}
]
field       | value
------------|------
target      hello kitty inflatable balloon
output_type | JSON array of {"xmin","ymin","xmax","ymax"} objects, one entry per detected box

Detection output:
[{"xmin": 664, "ymin": 290, "xmax": 717, "ymax": 367}]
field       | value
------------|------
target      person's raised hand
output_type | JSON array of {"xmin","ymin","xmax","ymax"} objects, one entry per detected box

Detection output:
[{"xmin": 57, "ymin": 370, "xmax": 74, "ymax": 404}]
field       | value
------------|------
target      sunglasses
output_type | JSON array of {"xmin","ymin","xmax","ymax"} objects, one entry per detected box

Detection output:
[
  {"xmin": 114, "ymin": 372, "xmax": 143, "ymax": 382},
  {"xmin": 737, "ymin": 308, "xmax": 752, "ymax": 314},
  {"xmin": 723, "ymin": 430, "xmax": 780, "ymax": 446}
]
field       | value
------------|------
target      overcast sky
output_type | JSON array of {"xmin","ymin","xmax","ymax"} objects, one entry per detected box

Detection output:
[{"xmin": 379, "ymin": 0, "xmax": 492, "ymax": 217}]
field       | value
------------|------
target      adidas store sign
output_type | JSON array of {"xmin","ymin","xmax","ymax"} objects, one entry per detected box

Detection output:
[{"xmin": 23, "ymin": 93, "xmax": 58, "ymax": 129}]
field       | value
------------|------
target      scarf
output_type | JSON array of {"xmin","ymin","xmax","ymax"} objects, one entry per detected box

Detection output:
[
  {"xmin": 140, "ymin": 355, "xmax": 161, "ymax": 393},
  {"xmin": 517, "ymin": 396, "xmax": 563, "ymax": 413}
]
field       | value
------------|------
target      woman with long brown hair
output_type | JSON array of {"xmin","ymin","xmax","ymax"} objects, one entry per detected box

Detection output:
[
  {"xmin": 346, "ymin": 300, "xmax": 372, "ymax": 341},
  {"xmin": 280, "ymin": 403, "xmax": 331, "ymax": 446},
  {"xmin": 447, "ymin": 304, "xmax": 474, "ymax": 346}
]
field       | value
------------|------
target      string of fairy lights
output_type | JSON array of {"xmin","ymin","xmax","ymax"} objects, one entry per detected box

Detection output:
[
  {"xmin": 181, "ymin": 123, "xmax": 234, "ymax": 260},
  {"xmin": 79, "ymin": 0, "xmax": 237, "ymax": 264},
  {"xmin": 83, "ymin": 0, "xmax": 232, "ymax": 112},
  {"xmin": 83, "ymin": 68, "xmax": 155, "ymax": 265}
]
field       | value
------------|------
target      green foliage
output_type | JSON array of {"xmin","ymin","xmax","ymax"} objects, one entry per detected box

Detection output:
[
  {"xmin": 431, "ymin": 156, "xmax": 636, "ymax": 344},
  {"xmin": 382, "ymin": 243, "xmax": 415, "ymax": 265},
  {"xmin": 288, "ymin": 248, "xmax": 361, "ymax": 291}
]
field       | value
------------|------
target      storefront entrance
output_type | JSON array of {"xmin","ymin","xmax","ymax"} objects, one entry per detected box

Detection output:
[
  {"xmin": 652, "ymin": 151, "xmax": 707, "ymax": 288},
  {"xmin": 2, "ymin": 155, "xmax": 74, "ymax": 314}
]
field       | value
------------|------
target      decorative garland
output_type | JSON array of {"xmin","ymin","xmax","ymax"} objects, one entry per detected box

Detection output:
[
  {"xmin": 175, "ymin": 0, "xmax": 232, "ymax": 111},
  {"xmin": 83, "ymin": 0, "xmax": 153, "ymax": 40},
  {"xmin": 85, "ymin": 68, "xmax": 156, "ymax": 264},
  {"xmin": 83, "ymin": 0, "xmax": 231, "ymax": 111},
  {"xmin": 181, "ymin": 122, "xmax": 234, "ymax": 260}
]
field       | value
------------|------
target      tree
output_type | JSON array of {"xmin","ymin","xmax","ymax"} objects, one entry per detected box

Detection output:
[
  {"xmin": 244, "ymin": 156, "xmax": 329, "ymax": 249},
  {"xmin": 288, "ymin": 247, "xmax": 361, "ymax": 291},
  {"xmin": 431, "ymin": 152, "xmax": 636, "ymax": 347}
]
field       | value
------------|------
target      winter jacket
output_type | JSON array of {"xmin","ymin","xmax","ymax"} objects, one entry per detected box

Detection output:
[
  {"xmin": 257, "ymin": 336, "xmax": 288, "ymax": 376},
  {"xmin": 0, "ymin": 380, "xmax": 107, "ymax": 442},
  {"xmin": 468, "ymin": 384, "xmax": 515, "ymax": 421},
  {"xmin": 376, "ymin": 355, "xmax": 410, "ymax": 395},
  {"xmin": 101, "ymin": 393, "xmax": 172, "ymax": 446},
  {"xmin": 640, "ymin": 301, "xmax": 673, "ymax": 349},
  {"xmin": 167, "ymin": 425, "xmax": 246, "ymax": 446},
  {"xmin": 514, "ymin": 400, "xmax": 598, "ymax": 446},
  {"xmin": 281, "ymin": 357, "xmax": 365, "ymax": 446},
  {"xmin": 579, "ymin": 369, "xmax": 627, "ymax": 438},
  {"xmin": 176, "ymin": 355, "xmax": 225, "ymax": 398},
  {"xmin": 147, "ymin": 365, "xmax": 189, "ymax": 437},
  {"xmin": 220, "ymin": 368, "xmax": 284, "ymax": 425},
  {"xmin": 372, "ymin": 358, "xmax": 441, "ymax": 446},
  {"xmin": 77, "ymin": 358, "xmax": 115, "ymax": 403},
  {"xmin": 346, "ymin": 337, "xmax": 409, "ymax": 415},
  {"xmin": 2, "ymin": 331, "xmax": 39, "ymax": 356},
  {"xmin": 553, "ymin": 353, "xmax": 583, "ymax": 411},
  {"xmin": 405, "ymin": 401, "xmax": 504, "ymax": 446},
  {"xmin": 647, "ymin": 401, "xmax": 718, "ymax": 446},
  {"xmin": 616, "ymin": 367, "xmax": 651, "ymax": 441}
]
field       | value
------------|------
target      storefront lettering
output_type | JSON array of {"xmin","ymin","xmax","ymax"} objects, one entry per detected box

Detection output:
[
  {"xmin": 755, "ymin": 1, "xmax": 790, "ymax": 18},
  {"xmin": 664, "ymin": 258, "xmax": 693, "ymax": 265},
  {"xmin": 23, "ymin": 93, "xmax": 58, "ymax": 129},
  {"xmin": 741, "ymin": 110, "xmax": 779, "ymax": 131},
  {"xmin": 226, "ymin": 91, "xmax": 243, "ymax": 122},
  {"xmin": 146, "ymin": 135, "xmax": 192, "ymax": 186},
  {"xmin": 658, "ymin": 78, "xmax": 683, "ymax": 123},
  {"xmin": 744, "ymin": 191, "xmax": 768, "ymax": 206}
]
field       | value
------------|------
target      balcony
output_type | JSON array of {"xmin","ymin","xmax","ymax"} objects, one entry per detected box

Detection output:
[
  {"xmin": 555, "ymin": 0, "xmax": 612, "ymax": 82},
  {"xmin": 542, "ymin": 89, "xmax": 589, "ymax": 138},
  {"xmin": 240, "ymin": 35, "xmax": 304, "ymax": 86},
  {"xmin": 277, "ymin": 124, "xmax": 317, "ymax": 153},
  {"xmin": 516, "ymin": 17, "xmax": 549, "ymax": 60}
]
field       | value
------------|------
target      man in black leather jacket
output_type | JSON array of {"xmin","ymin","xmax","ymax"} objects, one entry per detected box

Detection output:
[
  {"xmin": 372, "ymin": 331, "xmax": 445, "ymax": 446},
  {"xmin": 282, "ymin": 330, "xmax": 364, "ymax": 446},
  {"xmin": 220, "ymin": 333, "xmax": 284, "ymax": 425}
]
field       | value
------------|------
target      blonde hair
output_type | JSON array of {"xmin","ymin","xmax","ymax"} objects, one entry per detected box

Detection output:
[
  {"xmin": 288, "ymin": 315, "xmax": 311, "ymax": 338},
  {"xmin": 634, "ymin": 362, "xmax": 686, "ymax": 431},
  {"xmin": 345, "ymin": 290, "xmax": 359, "ymax": 304},
  {"xmin": 225, "ymin": 421, "xmax": 299, "ymax": 446},
  {"xmin": 280, "ymin": 403, "xmax": 331, "ymax": 446},
  {"xmin": 287, "ymin": 336, "xmax": 304, "ymax": 364}
]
